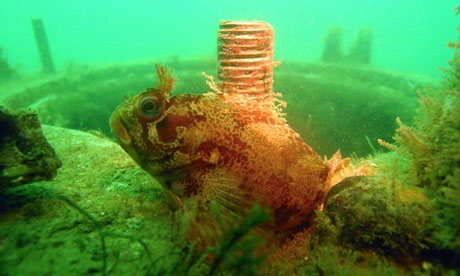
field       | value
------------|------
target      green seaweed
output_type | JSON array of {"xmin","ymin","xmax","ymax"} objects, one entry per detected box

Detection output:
[
  {"xmin": 322, "ymin": 176, "xmax": 431, "ymax": 261},
  {"xmin": 380, "ymin": 24, "xmax": 460, "ymax": 265},
  {"xmin": 144, "ymin": 203, "xmax": 271, "ymax": 276},
  {"xmin": 206, "ymin": 203, "xmax": 271, "ymax": 276},
  {"xmin": 281, "ymin": 171, "xmax": 434, "ymax": 275}
]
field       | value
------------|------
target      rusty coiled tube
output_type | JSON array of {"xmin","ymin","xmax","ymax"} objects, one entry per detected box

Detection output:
[{"xmin": 217, "ymin": 21, "xmax": 275, "ymax": 100}]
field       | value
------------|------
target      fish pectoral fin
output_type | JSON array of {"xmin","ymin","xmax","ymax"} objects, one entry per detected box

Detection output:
[
  {"xmin": 162, "ymin": 186, "xmax": 183, "ymax": 210},
  {"xmin": 182, "ymin": 169, "xmax": 273, "ymax": 250}
]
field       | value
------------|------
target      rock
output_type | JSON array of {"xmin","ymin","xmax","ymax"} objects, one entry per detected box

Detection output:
[{"xmin": 0, "ymin": 106, "xmax": 61, "ymax": 187}]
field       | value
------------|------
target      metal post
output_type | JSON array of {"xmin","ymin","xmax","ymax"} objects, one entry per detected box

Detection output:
[
  {"xmin": 217, "ymin": 21, "xmax": 275, "ymax": 100},
  {"xmin": 31, "ymin": 18, "xmax": 55, "ymax": 73}
]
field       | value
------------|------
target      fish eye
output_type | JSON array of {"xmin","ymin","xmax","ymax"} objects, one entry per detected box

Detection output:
[
  {"xmin": 142, "ymin": 100, "xmax": 155, "ymax": 112},
  {"xmin": 139, "ymin": 96, "xmax": 162, "ymax": 118}
]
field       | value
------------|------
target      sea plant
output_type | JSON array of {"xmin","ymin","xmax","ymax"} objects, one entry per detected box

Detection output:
[{"xmin": 379, "ymin": 12, "xmax": 460, "ymax": 266}]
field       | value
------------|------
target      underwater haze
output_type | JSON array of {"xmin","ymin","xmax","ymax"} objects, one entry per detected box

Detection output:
[
  {"xmin": 1, "ymin": 1, "xmax": 460, "ymax": 275},
  {"xmin": 0, "ymin": 0, "xmax": 458, "ymax": 76}
]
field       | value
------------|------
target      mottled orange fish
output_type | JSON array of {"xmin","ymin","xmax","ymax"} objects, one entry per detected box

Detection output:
[{"xmin": 110, "ymin": 65, "xmax": 362, "ymax": 247}]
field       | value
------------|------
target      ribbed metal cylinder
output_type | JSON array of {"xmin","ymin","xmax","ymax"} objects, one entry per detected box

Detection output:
[{"xmin": 217, "ymin": 21, "xmax": 274, "ymax": 99}]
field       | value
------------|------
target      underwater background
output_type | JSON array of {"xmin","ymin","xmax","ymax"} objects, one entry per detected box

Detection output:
[
  {"xmin": 1, "ymin": 1, "xmax": 460, "ymax": 276},
  {"xmin": 1, "ymin": 0, "xmax": 458, "ymax": 76}
]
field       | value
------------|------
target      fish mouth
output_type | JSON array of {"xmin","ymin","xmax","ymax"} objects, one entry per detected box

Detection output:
[{"xmin": 110, "ymin": 111, "xmax": 132, "ymax": 146}]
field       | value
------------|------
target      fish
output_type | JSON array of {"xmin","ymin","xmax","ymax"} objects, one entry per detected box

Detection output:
[{"xmin": 110, "ymin": 65, "xmax": 365, "ymax": 248}]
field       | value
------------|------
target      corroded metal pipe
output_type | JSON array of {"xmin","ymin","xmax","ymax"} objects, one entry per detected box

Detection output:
[
  {"xmin": 31, "ymin": 18, "xmax": 55, "ymax": 74},
  {"xmin": 217, "ymin": 21, "xmax": 275, "ymax": 99}
]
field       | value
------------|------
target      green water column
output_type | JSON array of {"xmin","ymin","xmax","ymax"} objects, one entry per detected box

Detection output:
[{"xmin": 31, "ymin": 18, "xmax": 55, "ymax": 73}]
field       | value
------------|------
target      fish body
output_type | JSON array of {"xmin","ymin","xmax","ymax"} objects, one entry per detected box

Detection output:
[{"xmin": 110, "ymin": 66, "xmax": 345, "ymax": 244}]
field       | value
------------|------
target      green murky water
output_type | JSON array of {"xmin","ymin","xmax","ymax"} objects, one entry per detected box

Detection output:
[{"xmin": 0, "ymin": 1, "xmax": 459, "ymax": 275}]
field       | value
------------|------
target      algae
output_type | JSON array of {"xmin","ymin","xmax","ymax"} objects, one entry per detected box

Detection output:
[{"xmin": 379, "ymin": 24, "xmax": 460, "ymax": 266}]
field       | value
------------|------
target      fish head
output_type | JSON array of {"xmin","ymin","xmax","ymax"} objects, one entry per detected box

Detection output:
[
  {"xmin": 110, "ymin": 65, "xmax": 198, "ymax": 188},
  {"xmin": 110, "ymin": 88, "xmax": 171, "ymax": 172}
]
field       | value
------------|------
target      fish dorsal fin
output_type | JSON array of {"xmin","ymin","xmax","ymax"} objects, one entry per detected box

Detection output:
[{"xmin": 181, "ymin": 168, "xmax": 274, "ymax": 250}]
